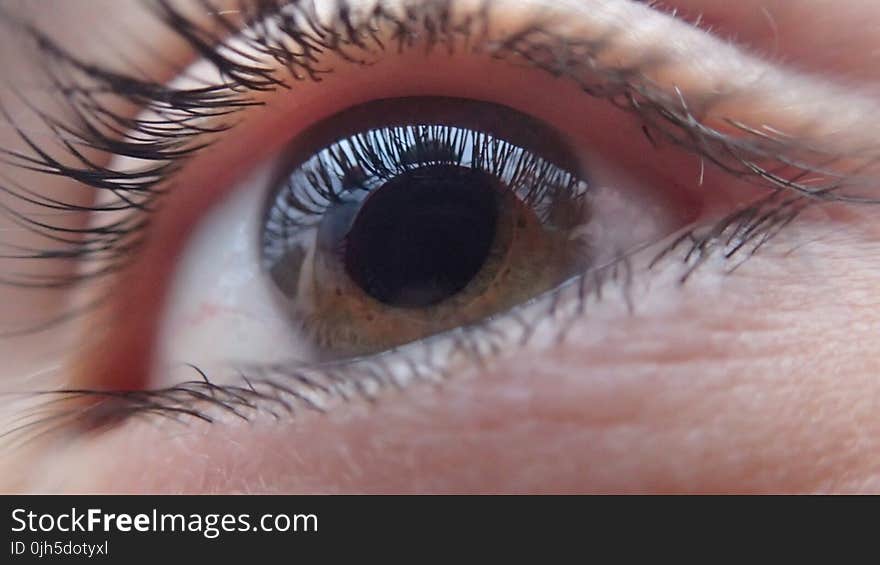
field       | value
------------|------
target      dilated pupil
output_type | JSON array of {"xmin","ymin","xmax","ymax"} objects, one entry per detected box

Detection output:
[{"xmin": 344, "ymin": 164, "xmax": 499, "ymax": 308}]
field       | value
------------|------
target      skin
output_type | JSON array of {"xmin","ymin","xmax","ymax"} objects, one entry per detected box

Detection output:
[{"xmin": 1, "ymin": 0, "xmax": 880, "ymax": 493}]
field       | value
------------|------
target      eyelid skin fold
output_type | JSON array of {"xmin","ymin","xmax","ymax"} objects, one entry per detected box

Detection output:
[{"xmin": 25, "ymin": 0, "xmax": 880, "ymax": 400}]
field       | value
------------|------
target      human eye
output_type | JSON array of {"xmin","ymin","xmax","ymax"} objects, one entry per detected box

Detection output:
[{"xmin": 2, "ymin": 0, "xmax": 880, "ymax": 493}]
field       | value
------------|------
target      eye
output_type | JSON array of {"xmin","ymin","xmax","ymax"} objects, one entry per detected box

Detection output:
[
  {"xmin": 151, "ymin": 85, "xmax": 695, "ymax": 383},
  {"xmin": 32, "ymin": 0, "xmax": 758, "ymax": 413}
]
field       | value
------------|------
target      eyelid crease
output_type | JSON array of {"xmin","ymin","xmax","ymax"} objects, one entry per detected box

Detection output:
[{"xmin": 1, "ymin": 0, "xmax": 878, "ymax": 435}]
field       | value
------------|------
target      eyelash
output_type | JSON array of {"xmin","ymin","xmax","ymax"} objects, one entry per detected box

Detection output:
[{"xmin": 0, "ymin": 0, "xmax": 858, "ymax": 440}]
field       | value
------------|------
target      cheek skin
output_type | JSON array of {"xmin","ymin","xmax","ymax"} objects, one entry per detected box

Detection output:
[{"xmin": 29, "ymin": 215, "xmax": 880, "ymax": 494}]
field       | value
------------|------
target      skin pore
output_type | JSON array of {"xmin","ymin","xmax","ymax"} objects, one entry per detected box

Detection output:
[{"xmin": 1, "ymin": 0, "xmax": 880, "ymax": 492}]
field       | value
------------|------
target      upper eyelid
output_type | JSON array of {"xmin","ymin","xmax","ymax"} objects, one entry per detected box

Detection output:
[{"xmin": 185, "ymin": 0, "xmax": 880, "ymax": 181}]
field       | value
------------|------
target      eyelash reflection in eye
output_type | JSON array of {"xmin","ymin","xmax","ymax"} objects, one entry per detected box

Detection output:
[{"xmin": 0, "ymin": 0, "xmax": 860, "ymax": 436}]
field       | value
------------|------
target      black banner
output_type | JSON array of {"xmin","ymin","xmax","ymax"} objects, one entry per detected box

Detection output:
[{"xmin": 0, "ymin": 495, "xmax": 869, "ymax": 561}]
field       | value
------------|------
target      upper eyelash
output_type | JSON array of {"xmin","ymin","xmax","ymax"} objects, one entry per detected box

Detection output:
[
  {"xmin": 0, "ymin": 0, "xmax": 869, "ymax": 437},
  {"xmin": 0, "ymin": 0, "xmax": 865, "ymax": 297}
]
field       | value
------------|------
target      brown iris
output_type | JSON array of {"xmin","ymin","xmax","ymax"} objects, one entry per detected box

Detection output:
[{"xmin": 261, "ymin": 98, "xmax": 592, "ymax": 358}]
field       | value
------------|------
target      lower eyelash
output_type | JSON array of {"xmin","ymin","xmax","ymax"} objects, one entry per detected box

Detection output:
[
  {"xmin": 1, "ymin": 247, "xmax": 642, "ymax": 444},
  {"xmin": 0, "ymin": 185, "xmax": 814, "ymax": 443},
  {"xmin": 654, "ymin": 190, "xmax": 815, "ymax": 282}
]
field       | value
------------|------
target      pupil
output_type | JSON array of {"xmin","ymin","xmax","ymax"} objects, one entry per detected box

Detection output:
[{"xmin": 344, "ymin": 164, "xmax": 500, "ymax": 308}]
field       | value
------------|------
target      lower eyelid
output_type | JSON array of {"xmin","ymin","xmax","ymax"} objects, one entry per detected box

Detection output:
[
  {"xmin": 25, "ymin": 221, "xmax": 855, "ymax": 494},
  {"xmin": 174, "ymin": 184, "xmax": 831, "ymax": 421}
]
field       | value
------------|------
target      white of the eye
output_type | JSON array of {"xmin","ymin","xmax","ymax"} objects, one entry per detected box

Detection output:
[{"xmin": 155, "ymin": 161, "xmax": 310, "ymax": 379}]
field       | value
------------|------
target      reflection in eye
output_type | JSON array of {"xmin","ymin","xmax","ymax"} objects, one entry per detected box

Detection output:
[{"xmin": 262, "ymin": 97, "xmax": 591, "ymax": 357}]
